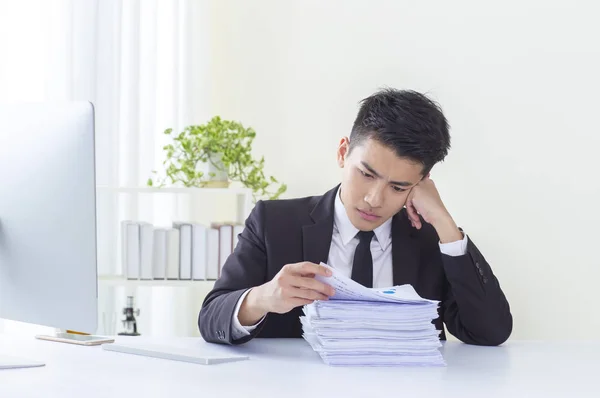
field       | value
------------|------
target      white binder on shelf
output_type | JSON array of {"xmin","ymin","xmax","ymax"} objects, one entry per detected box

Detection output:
[
  {"xmin": 152, "ymin": 228, "xmax": 168, "ymax": 280},
  {"xmin": 139, "ymin": 222, "xmax": 154, "ymax": 280},
  {"xmin": 173, "ymin": 222, "xmax": 192, "ymax": 280},
  {"xmin": 206, "ymin": 228, "xmax": 219, "ymax": 280},
  {"xmin": 166, "ymin": 228, "xmax": 180, "ymax": 280},
  {"xmin": 191, "ymin": 224, "xmax": 208, "ymax": 280},
  {"xmin": 122, "ymin": 221, "xmax": 140, "ymax": 280}
]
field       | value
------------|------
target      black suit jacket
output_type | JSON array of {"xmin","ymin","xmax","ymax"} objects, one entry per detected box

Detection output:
[{"xmin": 198, "ymin": 185, "xmax": 512, "ymax": 346}]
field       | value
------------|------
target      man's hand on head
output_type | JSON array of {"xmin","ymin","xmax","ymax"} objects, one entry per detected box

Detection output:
[{"xmin": 405, "ymin": 175, "xmax": 463, "ymax": 243}]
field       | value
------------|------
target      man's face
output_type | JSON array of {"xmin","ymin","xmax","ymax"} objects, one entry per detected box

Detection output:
[{"xmin": 337, "ymin": 136, "xmax": 424, "ymax": 231}]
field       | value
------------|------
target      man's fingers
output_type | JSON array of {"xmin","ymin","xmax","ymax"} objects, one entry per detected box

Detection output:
[
  {"xmin": 290, "ymin": 275, "xmax": 335, "ymax": 297},
  {"xmin": 288, "ymin": 298, "xmax": 315, "ymax": 309},
  {"xmin": 291, "ymin": 287, "xmax": 330, "ymax": 302},
  {"xmin": 406, "ymin": 199, "xmax": 421, "ymax": 229},
  {"xmin": 288, "ymin": 262, "xmax": 332, "ymax": 277},
  {"xmin": 406, "ymin": 200, "xmax": 417, "ymax": 219}
]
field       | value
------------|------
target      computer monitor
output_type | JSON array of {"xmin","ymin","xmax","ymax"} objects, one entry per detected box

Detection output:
[{"xmin": 0, "ymin": 102, "xmax": 99, "ymax": 369}]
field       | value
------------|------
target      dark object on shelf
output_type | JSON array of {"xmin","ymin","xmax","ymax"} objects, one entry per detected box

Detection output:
[{"xmin": 118, "ymin": 296, "xmax": 140, "ymax": 336}]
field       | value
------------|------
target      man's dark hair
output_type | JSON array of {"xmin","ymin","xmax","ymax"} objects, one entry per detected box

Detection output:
[{"xmin": 349, "ymin": 88, "xmax": 451, "ymax": 176}]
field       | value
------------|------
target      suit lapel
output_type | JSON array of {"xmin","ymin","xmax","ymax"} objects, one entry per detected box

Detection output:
[
  {"xmin": 302, "ymin": 222, "xmax": 333, "ymax": 265},
  {"xmin": 392, "ymin": 209, "xmax": 421, "ymax": 286},
  {"xmin": 302, "ymin": 185, "xmax": 338, "ymax": 265}
]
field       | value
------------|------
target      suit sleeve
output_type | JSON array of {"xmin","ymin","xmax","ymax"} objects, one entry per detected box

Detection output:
[
  {"xmin": 198, "ymin": 200, "xmax": 269, "ymax": 345},
  {"xmin": 440, "ymin": 235, "xmax": 513, "ymax": 346}
]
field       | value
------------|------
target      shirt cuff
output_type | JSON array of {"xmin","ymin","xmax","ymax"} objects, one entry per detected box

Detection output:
[
  {"xmin": 439, "ymin": 232, "xmax": 468, "ymax": 257},
  {"xmin": 231, "ymin": 288, "xmax": 265, "ymax": 340}
]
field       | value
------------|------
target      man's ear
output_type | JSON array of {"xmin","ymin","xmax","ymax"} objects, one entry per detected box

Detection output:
[{"xmin": 337, "ymin": 137, "xmax": 350, "ymax": 168}]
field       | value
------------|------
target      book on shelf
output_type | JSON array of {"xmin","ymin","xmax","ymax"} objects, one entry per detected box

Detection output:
[
  {"xmin": 210, "ymin": 223, "xmax": 246, "ymax": 279},
  {"xmin": 166, "ymin": 227, "xmax": 180, "ymax": 280},
  {"xmin": 120, "ymin": 220, "xmax": 245, "ymax": 282},
  {"xmin": 206, "ymin": 227, "xmax": 219, "ymax": 280},
  {"xmin": 172, "ymin": 222, "xmax": 192, "ymax": 280},
  {"xmin": 152, "ymin": 228, "xmax": 168, "ymax": 279},
  {"xmin": 139, "ymin": 222, "xmax": 154, "ymax": 280},
  {"xmin": 191, "ymin": 224, "xmax": 208, "ymax": 280},
  {"xmin": 121, "ymin": 221, "xmax": 140, "ymax": 280}
]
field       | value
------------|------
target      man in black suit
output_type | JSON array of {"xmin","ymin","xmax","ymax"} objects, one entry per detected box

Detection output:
[{"xmin": 199, "ymin": 88, "xmax": 512, "ymax": 346}]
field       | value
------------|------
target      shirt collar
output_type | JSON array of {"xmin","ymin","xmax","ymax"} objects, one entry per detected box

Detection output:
[{"xmin": 333, "ymin": 187, "xmax": 393, "ymax": 251}]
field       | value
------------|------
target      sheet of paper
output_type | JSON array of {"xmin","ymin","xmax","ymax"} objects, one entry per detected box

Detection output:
[{"xmin": 315, "ymin": 262, "xmax": 439, "ymax": 305}]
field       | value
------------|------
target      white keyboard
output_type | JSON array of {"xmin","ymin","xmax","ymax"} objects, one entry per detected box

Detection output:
[{"xmin": 102, "ymin": 342, "xmax": 249, "ymax": 365}]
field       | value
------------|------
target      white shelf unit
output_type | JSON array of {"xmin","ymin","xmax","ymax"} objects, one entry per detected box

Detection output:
[
  {"xmin": 95, "ymin": 185, "xmax": 252, "ymax": 337},
  {"xmin": 96, "ymin": 184, "xmax": 252, "ymax": 282},
  {"xmin": 97, "ymin": 275, "xmax": 217, "ymax": 288}
]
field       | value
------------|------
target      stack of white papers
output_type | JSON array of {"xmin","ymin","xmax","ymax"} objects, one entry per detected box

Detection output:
[{"xmin": 300, "ymin": 263, "xmax": 445, "ymax": 367}]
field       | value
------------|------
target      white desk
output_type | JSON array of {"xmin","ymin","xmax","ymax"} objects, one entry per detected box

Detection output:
[{"xmin": 0, "ymin": 334, "xmax": 597, "ymax": 398}]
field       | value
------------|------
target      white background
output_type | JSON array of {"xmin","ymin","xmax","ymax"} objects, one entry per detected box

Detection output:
[{"xmin": 209, "ymin": 0, "xmax": 600, "ymax": 340}]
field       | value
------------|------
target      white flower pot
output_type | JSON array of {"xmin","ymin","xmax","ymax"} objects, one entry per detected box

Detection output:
[{"xmin": 197, "ymin": 153, "xmax": 229, "ymax": 188}]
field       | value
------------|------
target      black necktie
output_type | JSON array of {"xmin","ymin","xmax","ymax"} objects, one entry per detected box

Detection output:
[{"xmin": 351, "ymin": 230, "xmax": 375, "ymax": 288}]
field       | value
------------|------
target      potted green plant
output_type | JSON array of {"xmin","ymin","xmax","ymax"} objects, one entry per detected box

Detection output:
[{"xmin": 147, "ymin": 116, "xmax": 287, "ymax": 201}]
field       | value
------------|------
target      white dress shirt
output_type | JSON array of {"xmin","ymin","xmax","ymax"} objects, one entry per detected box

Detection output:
[{"xmin": 230, "ymin": 188, "xmax": 468, "ymax": 339}]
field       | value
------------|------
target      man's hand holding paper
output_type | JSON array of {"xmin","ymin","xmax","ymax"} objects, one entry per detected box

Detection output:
[{"xmin": 238, "ymin": 262, "xmax": 336, "ymax": 326}]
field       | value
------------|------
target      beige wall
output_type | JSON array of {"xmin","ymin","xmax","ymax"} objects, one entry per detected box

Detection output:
[{"xmin": 208, "ymin": 0, "xmax": 600, "ymax": 340}]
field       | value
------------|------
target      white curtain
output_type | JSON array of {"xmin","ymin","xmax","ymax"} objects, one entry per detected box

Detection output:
[{"xmin": 0, "ymin": 0, "xmax": 212, "ymax": 335}]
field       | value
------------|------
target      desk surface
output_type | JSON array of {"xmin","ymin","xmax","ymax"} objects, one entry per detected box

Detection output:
[{"xmin": 0, "ymin": 334, "xmax": 597, "ymax": 398}]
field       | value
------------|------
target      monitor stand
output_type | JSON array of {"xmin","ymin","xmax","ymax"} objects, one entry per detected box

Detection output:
[{"xmin": 0, "ymin": 354, "xmax": 45, "ymax": 370}]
